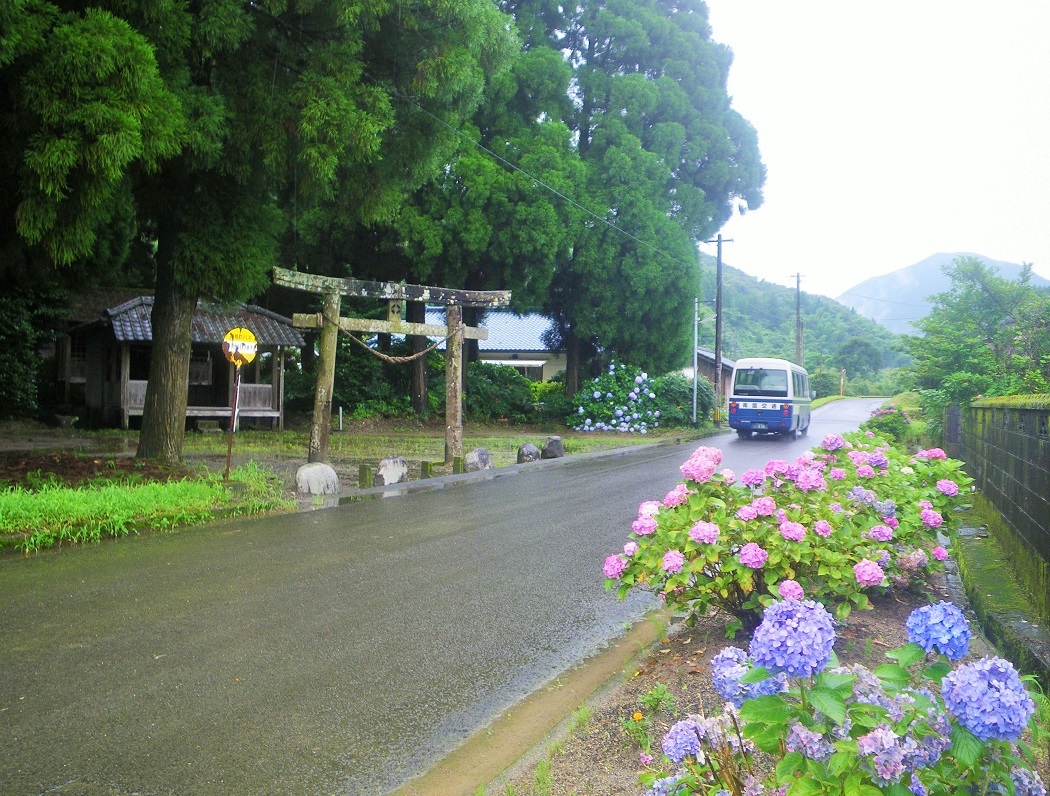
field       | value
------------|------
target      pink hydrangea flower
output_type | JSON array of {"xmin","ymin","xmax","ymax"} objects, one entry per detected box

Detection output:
[
  {"xmin": 680, "ymin": 446, "xmax": 723, "ymax": 483},
  {"xmin": 932, "ymin": 546, "xmax": 949, "ymax": 561},
  {"xmin": 897, "ymin": 549, "xmax": 928, "ymax": 572},
  {"xmin": 741, "ymin": 468, "xmax": 766, "ymax": 488},
  {"xmin": 794, "ymin": 469, "xmax": 827, "ymax": 492},
  {"xmin": 854, "ymin": 559, "xmax": 885, "ymax": 587},
  {"xmin": 638, "ymin": 500, "xmax": 662, "ymax": 518},
  {"xmin": 848, "ymin": 450, "xmax": 869, "ymax": 466},
  {"xmin": 603, "ymin": 554, "xmax": 628, "ymax": 579},
  {"xmin": 663, "ymin": 484, "xmax": 691, "ymax": 508},
  {"xmin": 662, "ymin": 550, "xmax": 686, "ymax": 573},
  {"xmin": 856, "ymin": 465, "xmax": 876, "ymax": 478},
  {"xmin": 867, "ymin": 524, "xmax": 894, "ymax": 542},
  {"xmin": 778, "ymin": 580, "xmax": 804, "ymax": 600},
  {"xmin": 886, "ymin": 517, "xmax": 899, "ymax": 529},
  {"xmin": 936, "ymin": 479, "xmax": 959, "ymax": 497},
  {"xmin": 689, "ymin": 520, "xmax": 720, "ymax": 544},
  {"xmin": 814, "ymin": 520, "xmax": 833, "ymax": 538},
  {"xmin": 829, "ymin": 502, "xmax": 844, "ymax": 513},
  {"xmin": 780, "ymin": 521, "xmax": 806, "ymax": 542},
  {"xmin": 624, "ymin": 541, "xmax": 639, "ymax": 556},
  {"xmin": 721, "ymin": 468, "xmax": 736, "ymax": 485},
  {"xmin": 739, "ymin": 542, "xmax": 768, "ymax": 568},
  {"xmin": 765, "ymin": 459, "xmax": 790, "ymax": 476},
  {"xmin": 736, "ymin": 505, "xmax": 758, "ymax": 521},
  {"xmin": 752, "ymin": 496, "xmax": 777, "ymax": 516},
  {"xmin": 829, "ymin": 468, "xmax": 847, "ymax": 481},
  {"xmin": 632, "ymin": 516, "xmax": 658, "ymax": 535},
  {"xmin": 915, "ymin": 448, "xmax": 947, "ymax": 460},
  {"xmin": 921, "ymin": 508, "xmax": 943, "ymax": 528},
  {"xmin": 865, "ymin": 431, "xmax": 876, "ymax": 438}
]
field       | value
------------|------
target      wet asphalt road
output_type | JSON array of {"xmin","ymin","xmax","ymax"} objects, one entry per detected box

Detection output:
[{"xmin": 0, "ymin": 399, "xmax": 882, "ymax": 796}]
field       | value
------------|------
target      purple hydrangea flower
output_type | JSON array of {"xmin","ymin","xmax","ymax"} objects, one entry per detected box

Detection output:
[
  {"xmin": 857, "ymin": 725, "xmax": 907, "ymax": 784},
  {"xmin": 748, "ymin": 599, "xmax": 836, "ymax": 678},
  {"xmin": 829, "ymin": 467, "xmax": 847, "ymax": 480},
  {"xmin": 661, "ymin": 718, "xmax": 705, "ymax": 763},
  {"xmin": 868, "ymin": 451, "xmax": 889, "ymax": 468},
  {"xmin": 814, "ymin": 520, "xmax": 833, "ymax": 537},
  {"xmin": 662, "ymin": 550, "xmax": 685, "ymax": 573},
  {"xmin": 905, "ymin": 602, "xmax": 972, "ymax": 660},
  {"xmin": 739, "ymin": 542, "xmax": 768, "ymax": 569},
  {"xmin": 931, "ymin": 546, "xmax": 949, "ymax": 561},
  {"xmin": 623, "ymin": 541, "xmax": 638, "ymax": 556},
  {"xmin": 785, "ymin": 721, "xmax": 834, "ymax": 762},
  {"xmin": 876, "ymin": 499, "xmax": 897, "ymax": 518},
  {"xmin": 711, "ymin": 646, "xmax": 787, "ymax": 707},
  {"xmin": 854, "ymin": 559, "xmax": 886, "ymax": 587},
  {"xmin": 778, "ymin": 580, "xmax": 804, "ymax": 600},
  {"xmin": 850, "ymin": 486, "xmax": 877, "ymax": 506},
  {"xmin": 632, "ymin": 516, "xmax": 657, "ymax": 535},
  {"xmin": 780, "ymin": 521, "xmax": 806, "ymax": 542},
  {"xmin": 765, "ymin": 459, "xmax": 790, "ymax": 476},
  {"xmin": 920, "ymin": 508, "xmax": 943, "ymax": 528},
  {"xmin": 603, "ymin": 554, "xmax": 628, "ymax": 579},
  {"xmin": 821, "ymin": 433, "xmax": 845, "ymax": 451},
  {"xmin": 646, "ymin": 775, "xmax": 685, "ymax": 796},
  {"xmin": 897, "ymin": 549, "xmax": 928, "ymax": 572},
  {"xmin": 689, "ymin": 520, "xmax": 719, "ymax": 544},
  {"xmin": 867, "ymin": 524, "xmax": 894, "ymax": 542},
  {"xmin": 857, "ymin": 465, "xmax": 876, "ymax": 478},
  {"xmin": 941, "ymin": 656, "xmax": 1036, "ymax": 741},
  {"xmin": 937, "ymin": 479, "xmax": 959, "ymax": 496},
  {"xmin": 1012, "ymin": 767, "xmax": 1047, "ymax": 796}
]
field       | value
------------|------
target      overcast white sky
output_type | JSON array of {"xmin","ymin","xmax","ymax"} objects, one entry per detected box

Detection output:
[{"xmin": 697, "ymin": 1, "xmax": 1050, "ymax": 299}]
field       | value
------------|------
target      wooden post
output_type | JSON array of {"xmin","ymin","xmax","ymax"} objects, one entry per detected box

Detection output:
[
  {"xmin": 309, "ymin": 292, "xmax": 340, "ymax": 463},
  {"xmin": 445, "ymin": 304, "xmax": 463, "ymax": 464}
]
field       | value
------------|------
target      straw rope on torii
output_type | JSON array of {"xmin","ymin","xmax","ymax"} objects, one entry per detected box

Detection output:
[{"xmin": 272, "ymin": 267, "xmax": 511, "ymax": 464}]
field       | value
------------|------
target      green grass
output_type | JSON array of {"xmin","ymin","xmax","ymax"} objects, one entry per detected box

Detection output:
[{"xmin": 0, "ymin": 463, "xmax": 293, "ymax": 554}]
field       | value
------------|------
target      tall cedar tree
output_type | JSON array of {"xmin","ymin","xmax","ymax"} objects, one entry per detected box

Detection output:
[{"xmin": 2, "ymin": 0, "xmax": 514, "ymax": 461}]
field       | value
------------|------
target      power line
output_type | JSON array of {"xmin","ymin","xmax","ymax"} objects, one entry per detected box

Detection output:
[{"xmin": 838, "ymin": 290, "xmax": 929, "ymax": 307}]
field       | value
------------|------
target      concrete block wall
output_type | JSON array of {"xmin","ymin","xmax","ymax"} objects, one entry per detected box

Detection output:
[{"xmin": 949, "ymin": 398, "xmax": 1050, "ymax": 621}]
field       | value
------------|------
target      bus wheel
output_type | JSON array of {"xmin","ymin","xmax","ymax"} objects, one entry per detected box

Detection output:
[
  {"xmin": 801, "ymin": 422, "xmax": 809, "ymax": 437},
  {"xmin": 788, "ymin": 426, "xmax": 799, "ymax": 441},
  {"xmin": 737, "ymin": 429, "xmax": 752, "ymax": 440}
]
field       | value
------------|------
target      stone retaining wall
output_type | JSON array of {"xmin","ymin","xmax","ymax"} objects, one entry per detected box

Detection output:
[{"xmin": 947, "ymin": 397, "xmax": 1050, "ymax": 621}]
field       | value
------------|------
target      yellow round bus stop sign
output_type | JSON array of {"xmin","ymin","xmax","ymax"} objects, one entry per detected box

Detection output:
[{"xmin": 222, "ymin": 327, "xmax": 258, "ymax": 367}]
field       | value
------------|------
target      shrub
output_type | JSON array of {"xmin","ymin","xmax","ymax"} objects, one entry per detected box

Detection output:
[
  {"xmin": 861, "ymin": 403, "xmax": 911, "ymax": 443},
  {"xmin": 570, "ymin": 363, "xmax": 662, "ymax": 433},
  {"xmin": 650, "ymin": 372, "xmax": 712, "ymax": 427},
  {"xmin": 641, "ymin": 601, "xmax": 1046, "ymax": 796},
  {"xmin": 463, "ymin": 361, "xmax": 534, "ymax": 423},
  {"xmin": 603, "ymin": 429, "xmax": 973, "ymax": 633},
  {"xmin": 530, "ymin": 380, "xmax": 573, "ymax": 424}
]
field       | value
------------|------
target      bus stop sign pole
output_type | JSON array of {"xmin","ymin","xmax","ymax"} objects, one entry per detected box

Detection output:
[{"xmin": 222, "ymin": 328, "xmax": 258, "ymax": 480}]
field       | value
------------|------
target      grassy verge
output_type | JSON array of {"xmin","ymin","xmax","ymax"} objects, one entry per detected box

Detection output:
[{"xmin": 0, "ymin": 462, "xmax": 294, "ymax": 554}]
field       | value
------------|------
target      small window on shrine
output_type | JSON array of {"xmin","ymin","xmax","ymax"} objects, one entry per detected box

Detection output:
[{"xmin": 68, "ymin": 334, "xmax": 88, "ymax": 382}]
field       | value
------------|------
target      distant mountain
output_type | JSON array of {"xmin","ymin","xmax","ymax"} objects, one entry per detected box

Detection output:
[
  {"xmin": 698, "ymin": 254, "xmax": 908, "ymax": 371},
  {"xmin": 835, "ymin": 253, "xmax": 1050, "ymax": 335}
]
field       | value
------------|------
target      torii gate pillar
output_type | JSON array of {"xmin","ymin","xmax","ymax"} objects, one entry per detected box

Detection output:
[
  {"xmin": 309, "ymin": 292, "xmax": 340, "ymax": 463},
  {"xmin": 444, "ymin": 305, "xmax": 463, "ymax": 464}
]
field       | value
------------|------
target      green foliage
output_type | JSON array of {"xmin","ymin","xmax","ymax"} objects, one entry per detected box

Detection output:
[
  {"xmin": 530, "ymin": 379, "xmax": 573, "ymax": 423},
  {"xmin": 904, "ymin": 256, "xmax": 1050, "ymax": 403},
  {"xmin": 651, "ymin": 372, "xmax": 712, "ymax": 428},
  {"xmin": 860, "ymin": 404, "xmax": 912, "ymax": 443},
  {"xmin": 0, "ymin": 463, "xmax": 292, "ymax": 553},
  {"xmin": 639, "ymin": 683, "xmax": 677, "ymax": 714},
  {"xmin": 605, "ymin": 429, "xmax": 973, "ymax": 628},
  {"xmin": 0, "ymin": 296, "xmax": 46, "ymax": 417},
  {"xmin": 463, "ymin": 361, "xmax": 535, "ymax": 423}
]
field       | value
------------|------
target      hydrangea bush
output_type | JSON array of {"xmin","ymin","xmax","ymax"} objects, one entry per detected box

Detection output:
[
  {"xmin": 603, "ymin": 428, "xmax": 973, "ymax": 632},
  {"xmin": 643, "ymin": 601, "xmax": 1046, "ymax": 796},
  {"xmin": 861, "ymin": 403, "xmax": 913, "ymax": 443},
  {"xmin": 572, "ymin": 363, "xmax": 661, "ymax": 433}
]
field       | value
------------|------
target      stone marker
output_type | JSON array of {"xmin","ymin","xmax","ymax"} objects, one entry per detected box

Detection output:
[
  {"xmin": 517, "ymin": 442, "xmax": 541, "ymax": 463},
  {"xmin": 296, "ymin": 462, "xmax": 339, "ymax": 495},
  {"xmin": 541, "ymin": 435, "xmax": 565, "ymax": 459},
  {"xmin": 464, "ymin": 448, "xmax": 494, "ymax": 472},
  {"xmin": 374, "ymin": 456, "xmax": 410, "ymax": 486}
]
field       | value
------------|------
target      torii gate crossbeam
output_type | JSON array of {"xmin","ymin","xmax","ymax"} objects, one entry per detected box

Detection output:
[{"xmin": 272, "ymin": 267, "xmax": 511, "ymax": 465}]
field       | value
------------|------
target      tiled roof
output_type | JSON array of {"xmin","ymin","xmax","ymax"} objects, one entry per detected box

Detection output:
[
  {"xmin": 103, "ymin": 297, "xmax": 306, "ymax": 347},
  {"xmin": 425, "ymin": 309, "xmax": 557, "ymax": 352}
]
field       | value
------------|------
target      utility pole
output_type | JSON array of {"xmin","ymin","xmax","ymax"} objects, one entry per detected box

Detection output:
[
  {"xmin": 705, "ymin": 234, "xmax": 732, "ymax": 425},
  {"xmin": 691, "ymin": 296, "xmax": 699, "ymax": 425},
  {"xmin": 795, "ymin": 272, "xmax": 804, "ymax": 366}
]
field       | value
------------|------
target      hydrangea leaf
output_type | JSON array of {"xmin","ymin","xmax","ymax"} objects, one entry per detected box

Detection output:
[
  {"xmin": 885, "ymin": 642, "xmax": 925, "ymax": 667},
  {"xmin": 739, "ymin": 665, "xmax": 772, "ymax": 684},
  {"xmin": 809, "ymin": 686, "xmax": 847, "ymax": 726},
  {"xmin": 739, "ymin": 695, "xmax": 793, "ymax": 724},
  {"xmin": 949, "ymin": 723, "xmax": 982, "ymax": 767}
]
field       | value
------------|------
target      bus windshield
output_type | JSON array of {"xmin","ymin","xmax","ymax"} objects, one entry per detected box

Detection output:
[{"xmin": 733, "ymin": 367, "xmax": 789, "ymax": 398}]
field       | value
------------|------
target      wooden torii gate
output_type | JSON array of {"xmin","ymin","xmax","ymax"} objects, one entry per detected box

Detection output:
[{"xmin": 272, "ymin": 267, "xmax": 511, "ymax": 465}]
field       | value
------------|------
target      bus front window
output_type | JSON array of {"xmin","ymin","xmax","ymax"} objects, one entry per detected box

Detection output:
[{"xmin": 733, "ymin": 368, "xmax": 789, "ymax": 398}]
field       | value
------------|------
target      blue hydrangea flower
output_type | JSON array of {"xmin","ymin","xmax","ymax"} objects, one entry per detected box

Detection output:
[
  {"xmin": 711, "ymin": 646, "xmax": 787, "ymax": 707},
  {"xmin": 749, "ymin": 600, "xmax": 837, "ymax": 679},
  {"xmin": 905, "ymin": 602, "xmax": 972, "ymax": 661},
  {"xmin": 646, "ymin": 776, "xmax": 685, "ymax": 796},
  {"xmin": 941, "ymin": 656, "xmax": 1036, "ymax": 741},
  {"xmin": 661, "ymin": 718, "xmax": 705, "ymax": 763}
]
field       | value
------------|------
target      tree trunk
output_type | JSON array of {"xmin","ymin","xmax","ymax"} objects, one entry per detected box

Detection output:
[
  {"xmin": 407, "ymin": 301, "xmax": 428, "ymax": 416},
  {"xmin": 137, "ymin": 251, "xmax": 195, "ymax": 463}
]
